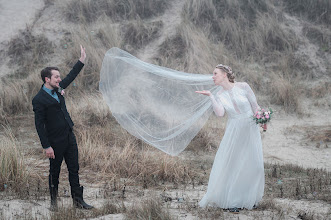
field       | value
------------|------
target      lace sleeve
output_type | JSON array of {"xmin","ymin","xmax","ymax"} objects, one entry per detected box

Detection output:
[
  {"xmin": 243, "ymin": 82, "xmax": 260, "ymax": 113},
  {"xmin": 210, "ymin": 93, "xmax": 225, "ymax": 117}
]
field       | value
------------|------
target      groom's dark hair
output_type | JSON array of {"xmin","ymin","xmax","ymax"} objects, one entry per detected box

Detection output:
[{"xmin": 41, "ymin": 67, "xmax": 60, "ymax": 83}]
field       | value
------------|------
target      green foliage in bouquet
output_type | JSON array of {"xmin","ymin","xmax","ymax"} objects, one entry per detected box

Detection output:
[{"xmin": 253, "ymin": 107, "xmax": 273, "ymax": 125}]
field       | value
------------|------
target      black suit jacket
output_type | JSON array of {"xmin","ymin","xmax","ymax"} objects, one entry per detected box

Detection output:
[{"xmin": 32, "ymin": 61, "xmax": 84, "ymax": 149}]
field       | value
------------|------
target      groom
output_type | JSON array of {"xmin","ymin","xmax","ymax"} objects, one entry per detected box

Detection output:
[{"xmin": 32, "ymin": 45, "xmax": 93, "ymax": 210}]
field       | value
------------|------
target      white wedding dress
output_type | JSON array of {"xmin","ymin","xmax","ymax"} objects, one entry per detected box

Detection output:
[{"xmin": 199, "ymin": 82, "xmax": 264, "ymax": 210}]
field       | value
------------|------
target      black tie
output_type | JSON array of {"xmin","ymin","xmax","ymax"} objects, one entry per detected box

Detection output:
[{"xmin": 51, "ymin": 89, "xmax": 56, "ymax": 95}]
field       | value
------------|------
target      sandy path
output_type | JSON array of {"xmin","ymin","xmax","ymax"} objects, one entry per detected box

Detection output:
[
  {"xmin": 262, "ymin": 111, "xmax": 331, "ymax": 171},
  {"xmin": 0, "ymin": 0, "xmax": 44, "ymax": 78},
  {"xmin": 0, "ymin": 0, "xmax": 44, "ymax": 46},
  {"xmin": 137, "ymin": 0, "xmax": 187, "ymax": 62}
]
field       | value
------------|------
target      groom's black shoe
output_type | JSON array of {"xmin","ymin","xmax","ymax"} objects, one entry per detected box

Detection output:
[
  {"xmin": 229, "ymin": 207, "xmax": 240, "ymax": 213},
  {"xmin": 71, "ymin": 186, "xmax": 94, "ymax": 209},
  {"xmin": 50, "ymin": 185, "xmax": 58, "ymax": 211}
]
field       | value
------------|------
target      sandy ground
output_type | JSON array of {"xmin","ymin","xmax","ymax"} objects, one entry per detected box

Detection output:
[
  {"xmin": 0, "ymin": 0, "xmax": 44, "ymax": 46},
  {"xmin": 262, "ymin": 109, "xmax": 331, "ymax": 171},
  {"xmin": 0, "ymin": 0, "xmax": 330, "ymax": 219}
]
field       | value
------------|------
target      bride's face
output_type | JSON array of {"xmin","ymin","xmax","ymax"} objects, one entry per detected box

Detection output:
[{"xmin": 212, "ymin": 68, "xmax": 226, "ymax": 85}]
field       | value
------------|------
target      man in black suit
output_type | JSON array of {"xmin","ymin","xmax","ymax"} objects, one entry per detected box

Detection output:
[{"xmin": 32, "ymin": 45, "xmax": 93, "ymax": 210}]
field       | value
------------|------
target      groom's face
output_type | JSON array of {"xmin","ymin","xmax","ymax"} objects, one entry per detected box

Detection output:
[{"xmin": 46, "ymin": 70, "xmax": 62, "ymax": 89}]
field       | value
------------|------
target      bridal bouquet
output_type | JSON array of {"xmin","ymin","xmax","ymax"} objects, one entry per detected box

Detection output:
[{"xmin": 253, "ymin": 107, "xmax": 273, "ymax": 132}]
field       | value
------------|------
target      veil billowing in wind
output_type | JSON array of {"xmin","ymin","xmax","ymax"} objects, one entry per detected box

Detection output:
[{"xmin": 99, "ymin": 47, "xmax": 220, "ymax": 156}]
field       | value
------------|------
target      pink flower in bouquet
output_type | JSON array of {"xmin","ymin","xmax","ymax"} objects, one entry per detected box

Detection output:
[
  {"xmin": 256, "ymin": 114, "xmax": 261, "ymax": 119},
  {"xmin": 266, "ymin": 115, "xmax": 270, "ymax": 119}
]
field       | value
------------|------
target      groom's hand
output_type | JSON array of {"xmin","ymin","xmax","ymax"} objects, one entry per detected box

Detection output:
[
  {"xmin": 79, "ymin": 45, "xmax": 86, "ymax": 64},
  {"xmin": 44, "ymin": 147, "xmax": 55, "ymax": 159}
]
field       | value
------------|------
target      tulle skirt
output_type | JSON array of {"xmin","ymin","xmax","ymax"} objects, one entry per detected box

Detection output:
[{"xmin": 199, "ymin": 116, "xmax": 264, "ymax": 209}]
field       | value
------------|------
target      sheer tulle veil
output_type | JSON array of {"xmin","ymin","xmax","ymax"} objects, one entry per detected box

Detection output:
[{"xmin": 99, "ymin": 47, "xmax": 220, "ymax": 156}]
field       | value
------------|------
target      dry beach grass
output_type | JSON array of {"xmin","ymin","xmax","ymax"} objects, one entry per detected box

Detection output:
[{"xmin": 0, "ymin": 0, "xmax": 330, "ymax": 219}]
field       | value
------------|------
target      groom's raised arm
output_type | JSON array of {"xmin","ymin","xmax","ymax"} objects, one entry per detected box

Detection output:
[{"xmin": 59, "ymin": 45, "xmax": 86, "ymax": 89}]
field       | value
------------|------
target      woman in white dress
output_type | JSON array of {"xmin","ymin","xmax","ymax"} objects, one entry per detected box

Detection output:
[{"xmin": 196, "ymin": 64, "xmax": 265, "ymax": 213}]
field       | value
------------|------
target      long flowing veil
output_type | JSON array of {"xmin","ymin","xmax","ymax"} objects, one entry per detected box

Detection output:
[{"xmin": 99, "ymin": 47, "xmax": 220, "ymax": 156}]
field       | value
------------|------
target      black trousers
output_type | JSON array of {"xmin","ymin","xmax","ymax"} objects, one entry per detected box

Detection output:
[{"xmin": 49, "ymin": 131, "xmax": 80, "ymax": 191}]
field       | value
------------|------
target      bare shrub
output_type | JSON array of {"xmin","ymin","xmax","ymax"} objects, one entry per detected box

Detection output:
[
  {"xmin": 60, "ymin": 0, "xmax": 169, "ymax": 23},
  {"xmin": 125, "ymin": 197, "xmax": 174, "ymax": 220},
  {"xmin": 7, "ymin": 27, "xmax": 54, "ymax": 78},
  {"xmin": 122, "ymin": 19, "xmax": 163, "ymax": 50},
  {"xmin": 280, "ymin": 0, "xmax": 331, "ymax": 25}
]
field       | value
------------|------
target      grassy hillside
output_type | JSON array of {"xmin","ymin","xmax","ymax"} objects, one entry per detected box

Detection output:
[{"xmin": 0, "ymin": 0, "xmax": 330, "ymax": 219}]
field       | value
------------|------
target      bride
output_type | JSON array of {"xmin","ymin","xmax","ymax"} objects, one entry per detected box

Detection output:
[{"xmin": 196, "ymin": 64, "xmax": 264, "ymax": 213}]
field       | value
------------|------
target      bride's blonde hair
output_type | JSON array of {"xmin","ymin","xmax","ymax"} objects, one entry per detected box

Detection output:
[{"xmin": 216, "ymin": 64, "xmax": 235, "ymax": 83}]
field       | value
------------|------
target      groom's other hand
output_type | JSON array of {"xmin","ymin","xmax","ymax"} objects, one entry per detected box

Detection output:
[
  {"xmin": 79, "ymin": 45, "xmax": 86, "ymax": 64},
  {"xmin": 44, "ymin": 147, "xmax": 55, "ymax": 159}
]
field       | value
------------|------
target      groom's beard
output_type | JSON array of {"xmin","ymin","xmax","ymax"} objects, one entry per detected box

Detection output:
[{"xmin": 49, "ymin": 83, "xmax": 60, "ymax": 90}]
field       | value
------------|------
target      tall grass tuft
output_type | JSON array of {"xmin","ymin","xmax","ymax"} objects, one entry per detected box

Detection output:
[
  {"xmin": 0, "ymin": 126, "xmax": 29, "ymax": 192},
  {"xmin": 125, "ymin": 197, "xmax": 173, "ymax": 220},
  {"xmin": 60, "ymin": 0, "xmax": 169, "ymax": 23},
  {"xmin": 0, "ymin": 72, "xmax": 41, "ymax": 116},
  {"xmin": 77, "ymin": 127, "xmax": 190, "ymax": 185},
  {"xmin": 269, "ymin": 74, "xmax": 302, "ymax": 113}
]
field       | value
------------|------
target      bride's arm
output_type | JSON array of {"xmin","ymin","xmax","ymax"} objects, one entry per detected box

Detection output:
[
  {"xmin": 196, "ymin": 90, "xmax": 225, "ymax": 117},
  {"xmin": 243, "ymin": 82, "xmax": 260, "ymax": 113},
  {"xmin": 210, "ymin": 93, "xmax": 225, "ymax": 117}
]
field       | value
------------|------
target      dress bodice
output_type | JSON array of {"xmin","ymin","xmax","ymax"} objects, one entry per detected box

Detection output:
[{"xmin": 211, "ymin": 82, "xmax": 259, "ymax": 119}]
